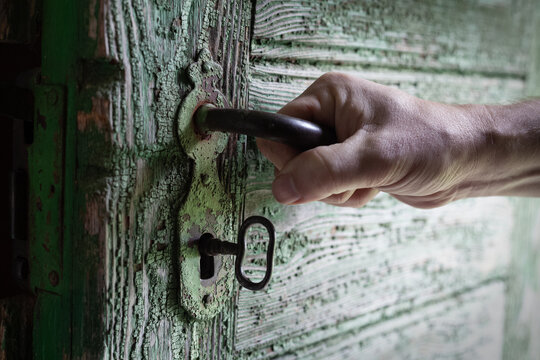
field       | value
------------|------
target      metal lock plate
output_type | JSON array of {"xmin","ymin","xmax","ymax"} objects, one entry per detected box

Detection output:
[{"xmin": 177, "ymin": 49, "xmax": 234, "ymax": 321}]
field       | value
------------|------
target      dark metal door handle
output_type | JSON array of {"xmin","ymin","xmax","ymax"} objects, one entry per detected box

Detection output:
[{"xmin": 195, "ymin": 105, "xmax": 337, "ymax": 150}]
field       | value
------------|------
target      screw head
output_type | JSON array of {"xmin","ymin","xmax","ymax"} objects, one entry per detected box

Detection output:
[
  {"xmin": 200, "ymin": 173, "xmax": 210, "ymax": 186},
  {"xmin": 49, "ymin": 270, "xmax": 59, "ymax": 287},
  {"xmin": 202, "ymin": 294, "xmax": 213, "ymax": 305},
  {"xmin": 202, "ymin": 62, "xmax": 211, "ymax": 73}
]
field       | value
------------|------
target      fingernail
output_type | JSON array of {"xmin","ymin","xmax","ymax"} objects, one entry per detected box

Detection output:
[{"xmin": 272, "ymin": 174, "xmax": 301, "ymax": 204}]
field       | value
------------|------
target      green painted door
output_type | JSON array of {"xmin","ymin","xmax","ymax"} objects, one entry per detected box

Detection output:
[
  {"xmin": 3, "ymin": 0, "xmax": 539, "ymax": 359},
  {"xmin": 238, "ymin": 2, "xmax": 540, "ymax": 358}
]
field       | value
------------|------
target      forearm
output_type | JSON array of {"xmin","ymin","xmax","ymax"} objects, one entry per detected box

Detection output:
[
  {"xmin": 259, "ymin": 72, "xmax": 540, "ymax": 208},
  {"xmin": 459, "ymin": 100, "xmax": 540, "ymax": 198}
]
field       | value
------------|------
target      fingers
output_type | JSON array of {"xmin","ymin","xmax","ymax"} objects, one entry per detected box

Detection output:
[
  {"xmin": 278, "ymin": 95, "xmax": 319, "ymax": 120},
  {"xmin": 257, "ymin": 85, "xmax": 335, "ymax": 172},
  {"xmin": 391, "ymin": 189, "xmax": 456, "ymax": 209},
  {"xmin": 271, "ymin": 140, "xmax": 368, "ymax": 204},
  {"xmin": 256, "ymin": 138, "xmax": 299, "ymax": 171},
  {"xmin": 278, "ymin": 94, "xmax": 332, "ymax": 125},
  {"xmin": 278, "ymin": 82, "xmax": 338, "ymax": 128},
  {"xmin": 344, "ymin": 188, "xmax": 379, "ymax": 208},
  {"xmin": 322, "ymin": 188, "xmax": 379, "ymax": 208},
  {"xmin": 260, "ymin": 72, "xmax": 384, "ymax": 207}
]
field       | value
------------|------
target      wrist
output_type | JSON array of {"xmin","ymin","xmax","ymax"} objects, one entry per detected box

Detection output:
[
  {"xmin": 456, "ymin": 102, "xmax": 540, "ymax": 197},
  {"xmin": 420, "ymin": 100, "xmax": 491, "ymax": 187}
]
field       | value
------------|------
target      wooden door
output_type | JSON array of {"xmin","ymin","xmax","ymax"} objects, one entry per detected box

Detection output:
[
  {"xmin": 236, "ymin": 2, "xmax": 540, "ymax": 358},
  {"xmin": 2, "ymin": 0, "xmax": 539, "ymax": 359},
  {"xmin": 72, "ymin": 1, "xmax": 253, "ymax": 358}
]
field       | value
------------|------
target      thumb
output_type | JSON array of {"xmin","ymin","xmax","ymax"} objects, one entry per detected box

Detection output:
[{"xmin": 272, "ymin": 140, "xmax": 367, "ymax": 204}]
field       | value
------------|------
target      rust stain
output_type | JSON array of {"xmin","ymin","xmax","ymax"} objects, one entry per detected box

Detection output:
[
  {"xmin": 156, "ymin": 220, "xmax": 165, "ymax": 230},
  {"xmin": 36, "ymin": 197, "xmax": 42, "ymax": 211},
  {"xmin": 84, "ymin": 195, "xmax": 102, "ymax": 236},
  {"xmin": 77, "ymin": 97, "xmax": 111, "ymax": 132},
  {"xmin": 96, "ymin": 0, "xmax": 109, "ymax": 57},
  {"xmin": 53, "ymin": 170, "xmax": 60, "ymax": 184},
  {"xmin": 88, "ymin": 0, "xmax": 109, "ymax": 57},
  {"xmin": 48, "ymin": 185, "xmax": 55, "ymax": 199},
  {"xmin": 88, "ymin": 0, "xmax": 97, "ymax": 39},
  {"xmin": 48, "ymin": 271, "xmax": 59, "ymax": 287}
]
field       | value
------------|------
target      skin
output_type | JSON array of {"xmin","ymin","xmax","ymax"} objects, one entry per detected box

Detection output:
[{"xmin": 256, "ymin": 72, "xmax": 540, "ymax": 209}]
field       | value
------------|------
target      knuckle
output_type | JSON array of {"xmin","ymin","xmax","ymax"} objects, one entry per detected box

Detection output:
[
  {"xmin": 292, "ymin": 148, "xmax": 338, "ymax": 200},
  {"xmin": 392, "ymin": 191, "xmax": 455, "ymax": 209},
  {"xmin": 318, "ymin": 71, "xmax": 350, "ymax": 85},
  {"xmin": 358, "ymin": 136, "xmax": 397, "ymax": 186},
  {"xmin": 311, "ymin": 147, "xmax": 338, "ymax": 184},
  {"xmin": 325, "ymin": 191, "xmax": 352, "ymax": 205}
]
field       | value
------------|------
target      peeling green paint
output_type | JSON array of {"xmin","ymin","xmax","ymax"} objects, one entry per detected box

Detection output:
[
  {"xmin": 70, "ymin": 0, "xmax": 254, "ymax": 358},
  {"xmin": 177, "ymin": 48, "xmax": 235, "ymax": 321},
  {"xmin": 19, "ymin": 0, "xmax": 539, "ymax": 358}
]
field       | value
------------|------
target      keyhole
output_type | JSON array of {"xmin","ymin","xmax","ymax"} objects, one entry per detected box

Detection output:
[{"xmin": 200, "ymin": 253, "xmax": 215, "ymax": 280}]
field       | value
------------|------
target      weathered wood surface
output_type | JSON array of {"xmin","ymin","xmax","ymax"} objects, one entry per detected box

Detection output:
[
  {"xmin": 0, "ymin": 296, "xmax": 34, "ymax": 360},
  {"xmin": 75, "ymin": 0, "xmax": 251, "ymax": 358},
  {"xmin": 251, "ymin": 0, "xmax": 533, "ymax": 75},
  {"xmin": 72, "ymin": 0, "xmax": 540, "ymax": 359},
  {"xmin": 282, "ymin": 283, "xmax": 507, "ymax": 360},
  {"xmin": 502, "ymin": 8, "xmax": 540, "ymax": 359},
  {"xmin": 249, "ymin": 64, "xmax": 527, "ymax": 111},
  {"xmin": 238, "ymin": 149, "xmax": 527, "ymax": 359},
  {"xmin": 502, "ymin": 199, "xmax": 540, "ymax": 360},
  {"xmin": 236, "ymin": 0, "xmax": 540, "ymax": 359},
  {"xmin": 0, "ymin": 0, "xmax": 38, "ymax": 43}
]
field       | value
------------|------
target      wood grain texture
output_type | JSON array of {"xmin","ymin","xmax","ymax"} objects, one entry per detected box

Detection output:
[
  {"xmin": 280, "ymin": 283, "xmax": 507, "ymax": 360},
  {"xmin": 73, "ymin": 0, "xmax": 540, "ymax": 359},
  {"xmin": 75, "ymin": 0, "xmax": 252, "ymax": 358},
  {"xmin": 252, "ymin": 0, "xmax": 533, "ymax": 76},
  {"xmin": 239, "ymin": 0, "xmax": 540, "ymax": 359},
  {"xmin": 0, "ymin": 296, "xmax": 34, "ymax": 360},
  {"xmin": 237, "ymin": 152, "xmax": 514, "ymax": 358},
  {"xmin": 502, "ymin": 8, "xmax": 540, "ymax": 357},
  {"xmin": 0, "ymin": 0, "xmax": 38, "ymax": 43},
  {"xmin": 503, "ymin": 199, "xmax": 540, "ymax": 360},
  {"xmin": 249, "ymin": 64, "xmax": 527, "ymax": 111}
]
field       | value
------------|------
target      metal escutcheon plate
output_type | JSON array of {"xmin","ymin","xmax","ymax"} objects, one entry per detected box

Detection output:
[{"xmin": 177, "ymin": 49, "xmax": 235, "ymax": 321}]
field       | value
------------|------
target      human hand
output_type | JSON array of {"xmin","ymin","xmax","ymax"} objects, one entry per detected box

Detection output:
[{"xmin": 257, "ymin": 72, "xmax": 495, "ymax": 209}]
